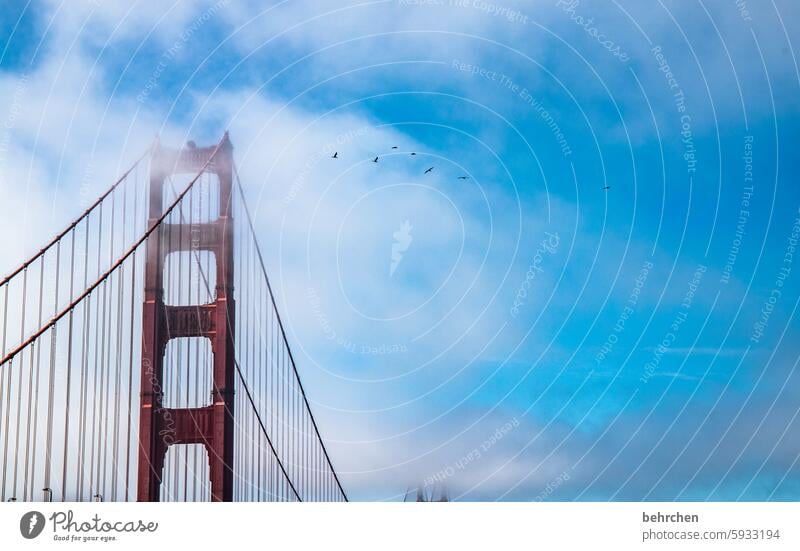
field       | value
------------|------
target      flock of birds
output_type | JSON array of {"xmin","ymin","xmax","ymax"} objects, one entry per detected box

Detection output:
[
  {"xmin": 330, "ymin": 146, "xmax": 611, "ymax": 191},
  {"xmin": 330, "ymin": 146, "xmax": 470, "ymax": 180}
]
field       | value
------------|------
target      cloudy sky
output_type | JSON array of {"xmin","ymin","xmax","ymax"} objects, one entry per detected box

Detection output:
[{"xmin": 1, "ymin": 0, "xmax": 799, "ymax": 501}]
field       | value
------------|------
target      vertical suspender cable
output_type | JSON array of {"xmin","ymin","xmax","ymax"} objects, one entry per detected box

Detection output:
[
  {"xmin": 23, "ymin": 260, "xmax": 43, "ymax": 500},
  {"xmin": 124, "ymin": 171, "xmax": 138, "ymax": 501},
  {"xmin": 233, "ymin": 167, "xmax": 347, "ymax": 501},
  {"xmin": 44, "ymin": 239, "xmax": 61, "ymax": 495},
  {"xmin": 61, "ymin": 230, "xmax": 76, "ymax": 501},
  {"xmin": 89, "ymin": 206, "xmax": 103, "ymax": 498},
  {"xmin": 0, "ymin": 284, "xmax": 7, "ymax": 499},
  {"xmin": 77, "ymin": 216, "xmax": 90, "ymax": 500},
  {"xmin": 12, "ymin": 268, "xmax": 28, "ymax": 499},
  {"xmin": 99, "ymin": 189, "xmax": 117, "ymax": 496}
]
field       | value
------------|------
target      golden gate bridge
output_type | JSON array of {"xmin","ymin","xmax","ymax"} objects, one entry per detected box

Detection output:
[{"xmin": 0, "ymin": 134, "xmax": 347, "ymax": 502}]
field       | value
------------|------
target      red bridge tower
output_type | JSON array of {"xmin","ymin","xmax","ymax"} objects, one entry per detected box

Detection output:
[{"xmin": 137, "ymin": 135, "xmax": 236, "ymax": 501}]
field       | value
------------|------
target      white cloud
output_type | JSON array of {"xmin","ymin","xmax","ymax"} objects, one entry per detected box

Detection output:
[{"xmin": 2, "ymin": 0, "xmax": 797, "ymax": 501}]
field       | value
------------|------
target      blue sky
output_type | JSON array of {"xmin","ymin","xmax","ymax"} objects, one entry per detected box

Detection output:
[{"xmin": 1, "ymin": 0, "xmax": 800, "ymax": 501}]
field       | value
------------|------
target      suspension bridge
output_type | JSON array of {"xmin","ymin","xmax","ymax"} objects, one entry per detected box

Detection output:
[{"xmin": 0, "ymin": 134, "xmax": 348, "ymax": 502}]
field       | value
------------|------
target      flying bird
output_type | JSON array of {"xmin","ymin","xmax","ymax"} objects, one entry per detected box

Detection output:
[
  {"xmin": 457, "ymin": 176, "xmax": 469, "ymax": 180},
  {"xmin": 332, "ymin": 152, "xmax": 338, "ymax": 159},
  {"xmin": 410, "ymin": 152, "xmax": 417, "ymax": 156},
  {"xmin": 372, "ymin": 156, "xmax": 379, "ymax": 163},
  {"xmin": 424, "ymin": 167, "xmax": 434, "ymax": 174},
  {"xmin": 391, "ymin": 146, "xmax": 398, "ymax": 149}
]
